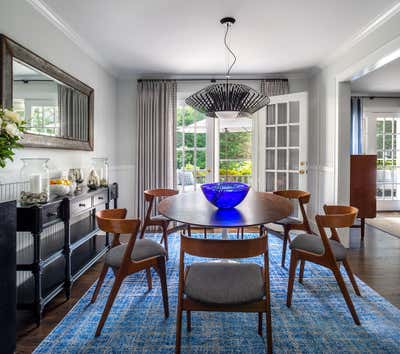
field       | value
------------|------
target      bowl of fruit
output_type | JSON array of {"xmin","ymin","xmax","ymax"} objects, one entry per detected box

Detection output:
[{"xmin": 50, "ymin": 179, "xmax": 76, "ymax": 196}]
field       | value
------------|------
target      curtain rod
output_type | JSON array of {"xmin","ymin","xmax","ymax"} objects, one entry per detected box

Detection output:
[
  {"xmin": 352, "ymin": 95, "xmax": 400, "ymax": 99},
  {"xmin": 137, "ymin": 78, "xmax": 289, "ymax": 82}
]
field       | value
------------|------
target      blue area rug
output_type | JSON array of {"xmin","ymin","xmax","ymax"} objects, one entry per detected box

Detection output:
[{"xmin": 34, "ymin": 233, "xmax": 400, "ymax": 353}]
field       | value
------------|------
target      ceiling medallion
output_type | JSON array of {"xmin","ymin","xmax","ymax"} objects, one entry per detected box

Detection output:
[{"xmin": 185, "ymin": 17, "xmax": 270, "ymax": 119}]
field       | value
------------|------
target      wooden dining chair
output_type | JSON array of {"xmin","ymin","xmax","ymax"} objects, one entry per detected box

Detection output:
[
  {"xmin": 176, "ymin": 232, "xmax": 273, "ymax": 354},
  {"xmin": 286, "ymin": 205, "xmax": 361, "ymax": 325},
  {"xmin": 91, "ymin": 208, "xmax": 169, "ymax": 336},
  {"xmin": 140, "ymin": 189, "xmax": 187, "ymax": 257},
  {"xmin": 265, "ymin": 190, "xmax": 312, "ymax": 267}
]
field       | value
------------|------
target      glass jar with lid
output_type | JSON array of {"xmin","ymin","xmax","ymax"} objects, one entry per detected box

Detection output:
[
  {"xmin": 20, "ymin": 158, "xmax": 50, "ymax": 204},
  {"xmin": 90, "ymin": 158, "xmax": 109, "ymax": 188}
]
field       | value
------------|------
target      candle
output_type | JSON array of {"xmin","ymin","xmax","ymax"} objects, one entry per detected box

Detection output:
[{"xmin": 30, "ymin": 174, "xmax": 42, "ymax": 194}]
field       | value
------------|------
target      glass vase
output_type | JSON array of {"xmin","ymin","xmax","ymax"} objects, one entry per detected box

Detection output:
[
  {"xmin": 20, "ymin": 158, "xmax": 50, "ymax": 204},
  {"xmin": 90, "ymin": 158, "xmax": 109, "ymax": 188}
]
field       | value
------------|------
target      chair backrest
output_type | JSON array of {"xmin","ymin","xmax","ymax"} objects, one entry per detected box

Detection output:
[
  {"xmin": 314, "ymin": 205, "xmax": 358, "ymax": 260},
  {"xmin": 143, "ymin": 188, "xmax": 179, "ymax": 220},
  {"xmin": 96, "ymin": 208, "xmax": 141, "ymax": 251},
  {"xmin": 273, "ymin": 190, "xmax": 311, "ymax": 228},
  {"xmin": 180, "ymin": 234, "xmax": 268, "ymax": 259}
]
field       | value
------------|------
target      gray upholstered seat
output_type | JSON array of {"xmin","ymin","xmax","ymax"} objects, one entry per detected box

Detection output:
[
  {"xmin": 290, "ymin": 233, "xmax": 347, "ymax": 260},
  {"xmin": 151, "ymin": 214, "xmax": 170, "ymax": 222},
  {"xmin": 274, "ymin": 216, "xmax": 302, "ymax": 226},
  {"xmin": 105, "ymin": 239, "xmax": 166, "ymax": 267},
  {"xmin": 184, "ymin": 261, "xmax": 264, "ymax": 305}
]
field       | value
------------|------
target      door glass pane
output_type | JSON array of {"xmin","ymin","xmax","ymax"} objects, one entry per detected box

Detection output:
[
  {"xmin": 277, "ymin": 103, "xmax": 287, "ymax": 124},
  {"xmin": 266, "ymin": 172, "xmax": 275, "ymax": 191},
  {"xmin": 376, "ymin": 185, "xmax": 383, "ymax": 198},
  {"xmin": 289, "ymin": 101, "xmax": 299, "ymax": 123},
  {"xmin": 277, "ymin": 150, "xmax": 287, "ymax": 170},
  {"xmin": 377, "ymin": 135, "xmax": 383, "ymax": 150},
  {"xmin": 289, "ymin": 125, "xmax": 299, "ymax": 146},
  {"xmin": 289, "ymin": 149, "xmax": 299, "ymax": 170},
  {"xmin": 385, "ymin": 120, "xmax": 393, "ymax": 134},
  {"xmin": 266, "ymin": 127, "xmax": 275, "ymax": 147},
  {"xmin": 266, "ymin": 150, "xmax": 275, "ymax": 170},
  {"xmin": 289, "ymin": 173, "xmax": 299, "ymax": 189},
  {"xmin": 276, "ymin": 172, "xmax": 287, "ymax": 190},
  {"xmin": 277, "ymin": 126, "xmax": 287, "ymax": 147},
  {"xmin": 266, "ymin": 105, "xmax": 275, "ymax": 125}
]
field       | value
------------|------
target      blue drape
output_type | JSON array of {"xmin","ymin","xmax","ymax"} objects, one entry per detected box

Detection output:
[{"xmin": 350, "ymin": 97, "xmax": 363, "ymax": 154}]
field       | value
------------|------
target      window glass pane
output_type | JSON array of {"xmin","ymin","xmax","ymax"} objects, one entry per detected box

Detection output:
[
  {"xmin": 289, "ymin": 125, "xmax": 299, "ymax": 147},
  {"xmin": 276, "ymin": 172, "xmax": 287, "ymax": 190},
  {"xmin": 196, "ymin": 133, "xmax": 206, "ymax": 148},
  {"xmin": 385, "ymin": 134, "xmax": 393, "ymax": 150},
  {"xmin": 277, "ymin": 103, "xmax": 287, "ymax": 124},
  {"xmin": 377, "ymin": 135, "xmax": 383, "ymax": 150},
  {"xmin": 266, "ymin": 105, "xmax": 275, "ymax": 125},
  {"xmin": 266, "ymin": 127, "xmax": 275, "ymax": 147},
  {"xmin": 277, "ymin": 150, "xmax": 287, "ymax": 170},
  {"xmin": 289, "ymin": 149, "xmax": 299, "ymax": 170},
  {"xmin": 176, "ymin": 132, "xmax": 183, "ymax": 148},
  {"xmin": 266, "ymin": 172, "xmax": 275, "ymax": 191},
  {"xmin": 376, "ymin": 185, "xmax": 383, "ymax": 198},
  {"xmin": 376, "ymin": 120, "xmax": 384, "ymax": 134},
  {"xmin": 385, "ymin": 120, "xmax": 393, "ymax": 134},
  {"xmin": 289, "ymin": 173, "xmax": 299, "ymax": 189},
  {"xmin": 289, "ymin": 101, "xmax": 299, "ymax": 123},
  {"xmin": 277, "ymin": 126, "xmax": 287, "ymax": 147},
  {"xmin": 266, "ymin": 150, "xmax": 275, "ymax": 170}
]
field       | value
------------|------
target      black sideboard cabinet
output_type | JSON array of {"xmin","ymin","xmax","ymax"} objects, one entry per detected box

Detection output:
[
  {"xmin": 0, "ymin": 200, "xmax": 17, "ymax": 354},
  {"xmin": 16, "ymin": 183, "xmax": 118, "ymax": 325}
]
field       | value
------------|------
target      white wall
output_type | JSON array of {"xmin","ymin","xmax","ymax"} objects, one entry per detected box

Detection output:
[
  {"xmin": 0, "ymin": 0, "xmax": 120, "ymax": 201},
  {"xmin": 308, "ymin": 12, "xmax": 400, "ymax": 222}
]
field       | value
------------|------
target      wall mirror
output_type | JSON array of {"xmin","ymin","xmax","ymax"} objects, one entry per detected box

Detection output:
[{"xmin": 0, "ymin": 35, "xmax": 94, "ymax": 150}]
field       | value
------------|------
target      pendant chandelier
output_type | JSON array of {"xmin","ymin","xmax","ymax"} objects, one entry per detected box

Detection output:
[{"xmin": 185, "ymin": 17, "xmax": 270, "ymax": 119}]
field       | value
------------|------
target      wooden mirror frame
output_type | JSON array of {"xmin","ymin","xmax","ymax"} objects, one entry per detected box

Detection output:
[{"xmin": 0, "ymin": 34, "xmax": 94, "ymax": 151}]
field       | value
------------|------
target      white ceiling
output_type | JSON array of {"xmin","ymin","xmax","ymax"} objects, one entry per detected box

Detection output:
[
  {"xmin": 351, "ymin": 57, "xmax": 400, "ymax": 94},
  {"xmin": 41, "ymin": 0, "xmax": 399, "ymax": 77}
]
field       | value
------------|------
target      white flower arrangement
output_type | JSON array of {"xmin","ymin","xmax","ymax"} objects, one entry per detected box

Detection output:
[{"xmin": 0, "ymin": 107, "xmax": 25, "ymax": 168}]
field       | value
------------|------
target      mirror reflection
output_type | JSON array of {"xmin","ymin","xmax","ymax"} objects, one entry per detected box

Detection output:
[{"xmin": 13, "ymin": 60, "xmax": 89, "ymax": 140}]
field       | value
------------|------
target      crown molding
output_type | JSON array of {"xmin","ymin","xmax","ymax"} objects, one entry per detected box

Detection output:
[
  {"xmin": 319, "ymin": 2, "xmax": 400, "ymax": 69},
  {"xmin": 26, "ymin": 0, "xmax": 116, "ymax": 77}
]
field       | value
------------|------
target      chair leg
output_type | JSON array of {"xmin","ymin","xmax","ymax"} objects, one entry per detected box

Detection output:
[
  {"xmin": 237, "ymin": 228, "xmax": 240, "ymax": 239},
  {"xmin": 187, "ymin": 310, "xmax": 192, "ymax": 332},
  {"xmin": 286, "ymin": 251, "xmax": 298, "ymax": 307},
  {"xmin": 175, "ymin": 304, "xmax": 183, "ymax": 354},
  {"xmin": 258, "ymin": 312, "xmax": 262, "ymax": 336},
  {"xmin": 299, "ymin": 260, "xmax": 305, "ymax": 284},
  {"xmin": 281, "ymin": 227, "xmax": 290, "ymax": 268},
  {"xmin": 157, "ymin": 257, "xmax": 169, "ymax": 318},
  {"xmin": 91, "ymin": 264, "xmax": 109, "ymax": 304},
  {"xmin": 342, "ymin": 259, "xmax": 361, "ymax": 296},
  {"xmin": 145, "ymin": 267, "xmax": 152, "ymax": 291},
  {"xmin": 332, "ymin": 266, "xmax": 361, "ymax": 325},
  {"xmin": 162, "ymin": 224, "xmax": 169, "ymax": 259},
  {"xmin": 204, "ymin": 228, "xmax": 207, "ymax": 239},
  {"xmin": 241, "ymin": 227, "xmax": 244, "ymax": 239},
  {"xmin": 95, "ymin": 272, "xmax": 125, "ymax": 336},
  {"xmin": 264, "ymin": 239, "xmax": 273, "ymax": 354}
]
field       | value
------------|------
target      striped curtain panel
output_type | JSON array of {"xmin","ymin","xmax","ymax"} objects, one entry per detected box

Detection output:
[
  {"xmin": 135, "ymin": 80, "xmax": 177, "ymax": 219},
  {"xmin": 261, "ymin": 79, "xmax": 289, "ymax": 96}
]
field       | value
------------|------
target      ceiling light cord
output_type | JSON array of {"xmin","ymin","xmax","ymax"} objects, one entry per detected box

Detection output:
[{"xmin": 224, "ymin": 23, "xmax": 237, "ymax": 78}]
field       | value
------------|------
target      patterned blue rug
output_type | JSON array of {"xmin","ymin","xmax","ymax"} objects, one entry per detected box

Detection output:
[{"xmin": 34, "ymin": 233, "xmax": 400, "ymax": 353}]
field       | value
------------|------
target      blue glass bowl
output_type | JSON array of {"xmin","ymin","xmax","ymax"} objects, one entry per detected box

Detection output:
[{"xmin": 201, "ymin": 182, "xmax": 250, "ymax": 209}]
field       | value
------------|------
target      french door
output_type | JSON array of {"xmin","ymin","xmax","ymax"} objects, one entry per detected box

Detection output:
[{"xmin": 257, "ymin": 92, "xmax": 308, "ymax": 193}]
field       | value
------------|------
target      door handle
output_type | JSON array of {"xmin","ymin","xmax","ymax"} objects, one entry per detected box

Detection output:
[
  {"xmin": 299, "ymin": 169, "xmax": 306, "ymax": 175},
  {"xmin": 207, "ymin": 168, "xmax": 212, "ymax": 173}
]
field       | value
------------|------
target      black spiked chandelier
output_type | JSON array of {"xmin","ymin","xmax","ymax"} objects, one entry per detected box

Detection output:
[{"xmin": 185, "ymin": 17, "xmax": 270, "ymax": 119}]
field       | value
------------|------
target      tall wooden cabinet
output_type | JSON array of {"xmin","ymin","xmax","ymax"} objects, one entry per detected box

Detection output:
[{"xmin": 350, "ymin": 155, "xmax": 377, "ymax": 239}]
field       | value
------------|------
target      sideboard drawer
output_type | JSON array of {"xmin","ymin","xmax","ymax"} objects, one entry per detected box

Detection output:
[
  {"xmin": 71, "ymin": 197, "xmax": 92, "ymax": 216},
  {"xmin": 93, "ymin": 190, "xmax": 108, "ymax": 207},
  {"xmin": 42, "ymin": 203, "xmax": 63, "ymax": 225}
]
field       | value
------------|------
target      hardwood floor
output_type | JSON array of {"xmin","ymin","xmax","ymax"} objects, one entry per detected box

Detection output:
[{"xmin": 16, "ymin": 226, "xmax": 400, "ymax": 353}]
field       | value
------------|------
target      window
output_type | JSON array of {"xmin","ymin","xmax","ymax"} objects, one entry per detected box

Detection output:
[
  {"xmin": 376, "ymin": 117, "xmax": 400, "ymax": 200},
  {"xmin": 28, "ymin": 104, "xmax": 60, "ymax": 136},
  {"xmin": 176, "ymin": 105, "xmax": 207, "ymax": 191}
]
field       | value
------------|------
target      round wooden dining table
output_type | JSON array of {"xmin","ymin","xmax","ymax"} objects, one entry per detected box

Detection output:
[{"xmin": 158, "ymin": 190, "xmax": 293, "ymax": 232}]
